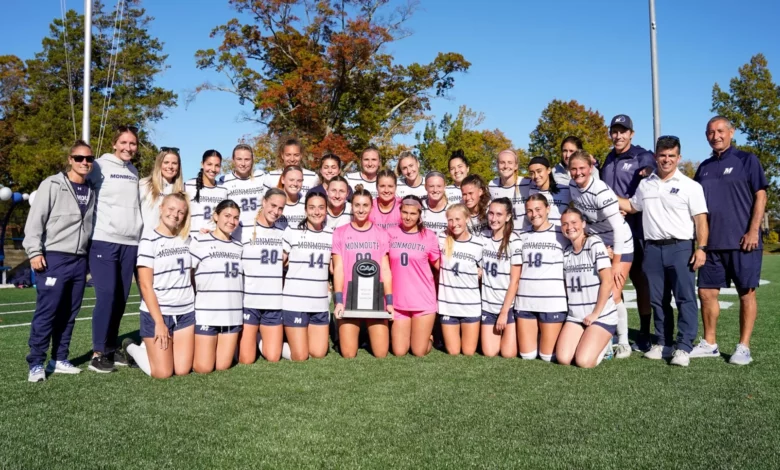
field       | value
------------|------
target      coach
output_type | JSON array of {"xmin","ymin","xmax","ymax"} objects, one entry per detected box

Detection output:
[
  {"xmin": 619, "ymin": 136, "xmax": 708, "ymax": 367},
  {"xmin": 601, "ymin": 114, "xmax": 655, "ymax": 350},
  {"xmin": 689, "ymin": 116, "xmax": 767, "ymax": 365}
]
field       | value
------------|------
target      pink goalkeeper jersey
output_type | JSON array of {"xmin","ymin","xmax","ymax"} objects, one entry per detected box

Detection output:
[
  {"xmin": 369, "ymin": 197, "xmax": 402, "ymax": 231},
  {"xmin": 387, "ymin": 226, "xmax": 440, "ymax": 312},
  {"xmin": 332, "ymin": 223, "xmax": 390, "ymax": 302}
]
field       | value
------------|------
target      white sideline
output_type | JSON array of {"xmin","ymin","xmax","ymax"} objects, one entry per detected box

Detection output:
[
  {"xmin": 0, "ymin": 294, "xmax": 141, "ymax": 308},
  {"xmin": 0, "ymin": 300, "xmax": 141, "ymax": 315},
  {"xmin": 0, "ymin": 311, "xmax": 141, "ymax": 329}
]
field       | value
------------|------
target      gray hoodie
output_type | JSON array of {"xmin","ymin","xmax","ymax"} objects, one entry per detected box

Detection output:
[
  {"xmin": 88, "ymin": 153, "xmax": 143, "ymax": 246},
  {"xmin": 23, "ymin": 172, "xmax": 96, "ymax": 258}
]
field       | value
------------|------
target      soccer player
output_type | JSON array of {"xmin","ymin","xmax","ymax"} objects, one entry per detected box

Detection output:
[
  {"xmin": 460, "ymin": 175, "xmax": 490, "ymax": 235},
  {"xmin": 445, "ymin": 150, "xmax": 470, "ymax": 205},
  {"xmin": 332, "ymin": 185, "xmax": 393, "ymax": 358},
  {"xmin": 309, "ymin": 154, "xmax": 353, "ymax": 200},
  {"xmin": 515, "ymin": 194, "xmax": 569, "ymax": 362},
  {"xmin": 123, "ymin": 193, "xmax": 195, "ymax": 378},
  {"xmin": 238, "ymin": 189, "xmax": 287, "ymax": 364},
  {"xmin": 87, "ymin": 126, "xmax": 143, "ymax": 373},
  {"xmin": 346, "ymin": 145, "xmax": 382, "ymax": 198},
  {"xmin": 369, "ymin": 169, "xmax": 401, "ymax": 231},
  {"xmin": 282, "ymin": 192, "xmax": 334, "ymax": 360},
  {"xmin": 488, "ymin": 150, "xmax": 524, "ymax": 226},
  {"xmin": 191, "ymin": 200, "xmax": 244, "ymax": 374},
  {"xmin": 262, "ymin": 137, "xmax": 319, "ymax": 197},
  {"xmin": 438, "ymin": 204, "xmax": 484, "ymax": 356},
  {"xmin": 387, "ymin": 195, "xmax": 440, "ymax": 357},
  {"xmin": 568, "ymin": 150, "xmax": 634, "ymax": 358},
  {"xmin": 553, "ymin": 136, "xmax": 601, "ymax": 187},
  {"xmin": 556, "ymin": 208, "xmax": 617, "ymax": 368},
  {"xmin": 480, "ymin": 198, "xmax": 522, "ymax": 358},
  {"xmin": 422, "ymin": 171, "xmax": 449, "ymax": 236},
  {"xmin": 24, "ymin": 140, "xmax": 96, "ymax": 382},
  {"xmin": 185, "ymin": 150, "xmax": 228, "ymax": 236},
  {"xmin": 396, "ymin": 151, "xmax": 427, "ymax": 199},
  {"xmin": 275, "ymin": 165, "xmax": 306, "ymax": 230},
  {"xmin": 691, "ymin": 116, "xmax": 768, "ymax": 365},
  {"xmin": 221, "ymin": 144, "xmax": 266, "ymax": 240},
  {"xmin": 325, "ymin": 175, "xmax": 352, "ymax": 231},
  {"xmin": 526, "ymin": 156, "xmax": 571, "ymax": 229},
  {"xmin": 139, "ymin": 147, "xmax": 184, "ymax": 232}
]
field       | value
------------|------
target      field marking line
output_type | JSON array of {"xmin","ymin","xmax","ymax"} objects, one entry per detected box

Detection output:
[
  {"xmin": 0, "ymin": 301, "xmax": 141, "ymax": 316},
  {"xmin": 0, "ymin": 311, "xmax": 141, "ymax": 330},
  {"xmin": 0, "ymin": 294, "xmax": 141, "ymax": 308}
]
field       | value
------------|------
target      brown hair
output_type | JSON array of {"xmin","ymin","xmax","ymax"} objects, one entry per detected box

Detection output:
[
  {"xmin": 489, "ymin": 198, "xmax": 515, "ymax": 260},
  {"xmin": 461, "ymin": 174, "xmax": 490, "ymax": 224},
  {"xmin": 112, "ymin": 125, "xmax": 139, "ymax": 145},
  {"xmin": 400, "ymin": 195, "xmax": 425, "ymax": 235},
  {"xmin": 276, "ymin": 165, "xmax": 304, "ymax": 191}
]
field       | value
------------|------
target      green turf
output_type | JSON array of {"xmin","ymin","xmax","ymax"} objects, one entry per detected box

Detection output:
[{"xmin": 1, "ymin": 260, "xmax": 779, "ymax": 469}]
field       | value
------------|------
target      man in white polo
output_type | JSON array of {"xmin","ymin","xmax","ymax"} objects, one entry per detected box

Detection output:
[{"xmin": 618, "ymin": 136, "xmax": 709, "ymax": 367}]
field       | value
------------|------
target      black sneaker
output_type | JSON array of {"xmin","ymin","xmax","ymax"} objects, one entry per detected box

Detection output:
[
  {"xmin": 88, "ymin": 354, "xmax": 116, "ymax": 373},
  {"xmin": 113, "ymin": 347, "xmax": 131, "ymax": 367}
]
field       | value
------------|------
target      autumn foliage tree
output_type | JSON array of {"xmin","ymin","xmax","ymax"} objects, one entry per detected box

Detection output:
[
  {"xmin": 528, "ymin": 99, "xmax": 611, "ymax": 166},
  {"xmin": 194, "ymin": 0, "xmax": 470, "ymax": 170}
]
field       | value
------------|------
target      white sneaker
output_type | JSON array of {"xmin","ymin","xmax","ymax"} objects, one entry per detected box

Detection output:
[
  {"xmin": 644, "ymin": 345, "xmax": 664, "ymax": 360},
  {"xmin": 28, "ymin": 365, "xmax": 46, "ymax": 383},
  {"xmin": 46, "ymin": 360, "xmax": 82, "ymax": 375},
  {"xmin": 689, "ymin": 338, "xmax": 720, "ymax": 358},
  {"xmin": 614, "ymin": 343, "xmax": 632, "ymax": 359},
  {"xmin": 729, "ymin": 343, "xmax": 753, "ymax": 365},
  {"xmin": 670, "ymin": 349, "xmax": 690, "ymax": 367}
]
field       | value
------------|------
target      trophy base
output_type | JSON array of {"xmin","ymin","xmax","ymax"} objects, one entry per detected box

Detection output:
[{"xmin": 342, "ymin": 309, "xmax": 392, "ymax": 319}]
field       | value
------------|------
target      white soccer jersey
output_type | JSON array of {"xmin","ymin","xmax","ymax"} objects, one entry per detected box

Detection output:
[
  {"xmin": 563, "ymin": 236, "xmax": 617, "ymax": 325},
  {"xmin": 139, "ymin": 178, "xmax": 173, "ymax": 233},
  {"xmin": 481, "ymin": 232, "xmax": 523, "ymax": 314},
  {"xmin": 515, "ymin": 225, "xmax": 569, "ymax": 313},
  {"xmin": 326, "ymin": 203, "xmax": 352, "ymax": 231},
  {"xmin": 185, "ymin": 179, "xmax": 228, "ymax": 236},
  {"xmin": 283, "ymin": 226, "xmax": 334, "ymax": 312},
  {"xmin": 569, "ymin": 177, "xmax": 633, "ymax": 255},
  {"xmin": 190, "ymin": 233, "xmax": 244, "ymax": 326},
  {"xmin": 437, "ymin": 232, "xmax": 484, "ymax": 318},
  {"xmin": 468, "ymin": 214, "xmax": 489, "ymax": 236},
  {"xmin": 422, "ymin": 200, "xmax": 449, "ymax": 235},
  {"xmin": 445, "ymin": 184, "xmax": 462, "ymax": 205},
  {"xmin": 136, "ymin": 229, "xmax": 194, "ymax": 315},
  {"xmin": 241, "ymin": 222, "xmax": 285, "ymax": 310},
  {"xmin": 277, "ymin": 199, "xmax": 307, "ymax": 230},
  {"xmin": 345, "ymin": 172, "xmax": 378, "ymax": 199},
  {"xmin": 263, "ymin": 168, "xmax": 319, "ymax": 198},
  {"xmin": 488, "ymin": 179, "xmax": 526, "ymax": 225},
  {"xmin": 525, "ymin": 184, "xmax": 572, "ymax": 230},
  {"xmin": 397, "ymin": 179, "xmax": 428, "ymax": 200},
  {"xmin": 221, "ymin": 170, "xmax": 266, "ymax": 229}
]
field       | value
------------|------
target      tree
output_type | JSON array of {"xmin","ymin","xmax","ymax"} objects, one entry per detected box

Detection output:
[
  {"xmin": 194, "ymin": 0, "xmax": 470, "ymax": 169},
  {"xmin": 0, "ymin": 55, "xmax": 28, "ymax": 188},
  {"xmin": 678, "ymin": 160, "xmax": 698, "ymax": 179},
  {"xmin": 712, "ymin": 53, "xmax": 780, "ymax": 212},
  {"xmin": 9, "ymin": 0, "xmax": 176, "ymax": 191},
  {"xmin": 528, "ymin": 99, "xmax": 612, "ymax": 166},
  {"xmin": 415, "ymin": 106, "xmax": 522, "ymax": 183}
]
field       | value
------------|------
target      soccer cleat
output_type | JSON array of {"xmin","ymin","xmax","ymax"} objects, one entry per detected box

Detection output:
[
  {"xmin": 689, "ymin": 338, "xmax": 720, "ymax": 358},
  {"xmin": 46, "ymin": 360, "xmax": 81, "ymax": 375},
  {"xmin": 113, "ymin": 346, "xmax": 131, "ymax": 367},
  {"xmin": 88, "ymin": 354, "xmax": 116, "ymax": 373},
  {"xmin": 614, "ymin": 343, "xmax": 632, "ymax": 359},
  {"xmin": 28, "ymin": 365, "xmax": 46, "ymax": 383},
  {"xmin": 120, "ymin": 338, "xmax": 137, "ymax": 367},
  {"xmin": 729, "ymin": 343, "xmax": 753, "ymax": 366},
  {"xmin": 670, "ymin": 349, "xmax": 690, "ymax": 367},
  {"xmin": 644, "ymin": 345, "xmax": 664, "ymax": 360}
]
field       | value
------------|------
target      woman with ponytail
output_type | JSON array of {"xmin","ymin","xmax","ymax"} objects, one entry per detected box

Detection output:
[
  {"xmin": 488, "ymin": 150, "xmax": 524, "ymax": 227},
  {"xmin": 276, "ymin": 165, "xmax": 306, "ymax": 230},
  {"xmin": 396, "ymin": 151, "xmax": 427, "ymax": 199},
  {"xmin": 309, "ymin": 154, "xmax": 353, "ymax": 200},
  {"xmin": 325, "ymin": 175, "xmax": 352, "ymax": 231},
  {"xmin": 524, "ymin": 156, "xmax": 571, "ymax": 230},
  {"xmin": 185, "ymin": 150, "xmax": 227, "ymax": 236},
  {"xmin": 221, "ymin": 144, "xmax": 266, "ymax": 240},
  {"xmin": 422, "ymin": 171, "xmax": 449, "ymax": 235},
  {"xmin": 460, "ymin": 174, "xmax": 490, "ymax": 235},
  {"xmin": 445, "ymin": 150, "xmax": 470, "ymax": 204},
  {"xmin": 369, "ymin": 169, "xmax": 401, "ymax": 231},
  {"xmin": 262, "ymin": 137, "xmax": 319, "ymax": 197}
]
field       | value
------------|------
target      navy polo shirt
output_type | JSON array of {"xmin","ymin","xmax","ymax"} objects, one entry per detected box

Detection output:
[
  {"xmin": 694, "ymin": 146, "xmax": 767, "ymax": 250},
  {"xmin": 601, "ymin": 144, "xmax": 655, "ymax": 237}
]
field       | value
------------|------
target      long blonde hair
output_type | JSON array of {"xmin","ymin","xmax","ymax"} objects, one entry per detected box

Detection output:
[
  {"xmin": 444, "ymin": 204, "xmax": 470, "ymax": 260},
  {"xmin": 160, "ymin": 192, "xmax": 191, "ymax": 240},
  {"xmin": 145, "ymin": 150, "xmax": 184, "ymax": 201}
]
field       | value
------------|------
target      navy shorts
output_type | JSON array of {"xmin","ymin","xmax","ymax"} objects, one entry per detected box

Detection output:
[
  {"xmin": 439, "ymin": 314, "xmax": 480, "ymax": 325},
  {"xmin": 514, "ymin": 310, "xmax": 566, "ymax": 323},
  {"xmin": 698, "ymin": 249, "xmax": 762, "ymax": 290},
  {"xmin": 282, "ymin": 310, "xmax": 329, "ymax": 327},
  {"xmin": 243, "ymin": 308, "xmax": 283, "ymax": 326},
  {"xmin": 140, "ymin": 311, "xmax": 195, "ymax": 338},
  {"xmin": 195, "ymin": 324, "xmax": 242, "ymax": 336},
  {"xmin": 481, "ymin": 311, "xmax": 515, "ymax": 325}
]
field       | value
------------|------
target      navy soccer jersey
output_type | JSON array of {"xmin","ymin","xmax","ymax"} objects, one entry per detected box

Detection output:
[
  {"xmin": 136, "ymin": 229, "xmax": 195, "ymax": 315},
  {"xmin": 694, "ymin": 147, "xmax": 768, "ymax": 250},
  {"xmin": 241, "ymin": 222, "xmax": 285, "ymax": 310},
  {"xmin": 190, "ymin": 233, "xmax": 244, "ymax": 327}
]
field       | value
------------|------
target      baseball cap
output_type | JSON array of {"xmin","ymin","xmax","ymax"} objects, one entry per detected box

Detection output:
[{"xmin": 609, "ymin": 114, "xmax": 633, "ymax": 130}]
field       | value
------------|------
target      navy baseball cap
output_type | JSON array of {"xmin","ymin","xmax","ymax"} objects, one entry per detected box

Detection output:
[{"xmin": 609, "ymin": 114, "xmax": 633, "ymax": 130}]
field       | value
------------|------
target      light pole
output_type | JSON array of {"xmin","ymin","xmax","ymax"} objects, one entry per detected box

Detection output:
[{"xmin": 649, "ymin": 0, "xmax": 661, "ymax": 143}]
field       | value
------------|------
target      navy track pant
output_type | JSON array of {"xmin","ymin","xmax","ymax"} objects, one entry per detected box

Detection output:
[{"xmin": 89, "ymin": 240, "xmax": 138, "ymax": 354}]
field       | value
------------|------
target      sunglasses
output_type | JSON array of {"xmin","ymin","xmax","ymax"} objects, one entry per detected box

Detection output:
[
  {"xmin": 657, "ymin": 135, "xmax": 680, "ymax": 143},
  {"xmin": 71, "ymin": 155, "xmax": 95, "ymax": 163},
  {"xmin": 116, "ymin": 125, "xmax": 139, "ymax": 134},
  {"xmin": 161, "ymin": 146, "xmax": 180, "ymax": 155}
]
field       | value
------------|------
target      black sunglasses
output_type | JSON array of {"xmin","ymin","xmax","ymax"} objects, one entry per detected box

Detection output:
[
  {"xmin": 161, "ymin": 146, "xmax": 180, "ymax": 154},
  {"xmin": 657, "ymin": 135, "xmax": 680, "ymax": 143},
  {"xmin": 71, "ymin": 155, "xmax": 95, "ymax": 163},
  {"xmin": 116, "ymin": 125, "xmax": 139, "ymax": 134}
]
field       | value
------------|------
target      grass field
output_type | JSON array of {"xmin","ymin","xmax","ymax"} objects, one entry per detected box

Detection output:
[{"xmin": 1, "ymin": 259, "xmax": 779, "ymax": 469}]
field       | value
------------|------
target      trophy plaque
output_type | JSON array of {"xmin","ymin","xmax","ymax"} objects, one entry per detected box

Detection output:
[{"xmin": 342, "ymin": 259, "xmax": 391, "ymax": 319}]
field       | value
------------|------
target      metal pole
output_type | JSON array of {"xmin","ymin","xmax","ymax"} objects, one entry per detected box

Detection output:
[
  {"xmin": 649, "ymin": 0, "xmax": 661, "ymax": 144},
  {"xmin": 82, "ymin": 0, "xmax": 92, "ymax": 143}
]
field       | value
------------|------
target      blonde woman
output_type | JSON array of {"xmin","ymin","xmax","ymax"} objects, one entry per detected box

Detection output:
[{"xmin": 139, "ymin": 147, "xmax": 184, "ymax": 232}]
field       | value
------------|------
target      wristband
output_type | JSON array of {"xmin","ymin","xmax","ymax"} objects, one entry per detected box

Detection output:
[
  {"xmin": 334, "ymin": 292, "xmax": 344, "ymax": 304},
  {"xmin": 385, "ymin": 294, "xmax": 393, "ymax": 306}
]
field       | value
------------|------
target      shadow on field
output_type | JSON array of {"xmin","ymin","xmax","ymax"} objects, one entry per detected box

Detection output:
[{"xmin": 69, "ymin": 330, "xmax": 142, "ymax": 366}]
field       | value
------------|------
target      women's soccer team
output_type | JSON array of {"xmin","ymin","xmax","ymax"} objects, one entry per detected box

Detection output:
[{"xmin": 24, "ymin": 126, "xmax": 641, "ymax": 382}]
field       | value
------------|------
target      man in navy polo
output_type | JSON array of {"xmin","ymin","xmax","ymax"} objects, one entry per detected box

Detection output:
[
  {"xmin": 690, "ymin": 116, "xmax": 767, "ymax": 365},
  {"xmin": 601, "ymin": 114, "xmax": 655, "ymax": 352}
]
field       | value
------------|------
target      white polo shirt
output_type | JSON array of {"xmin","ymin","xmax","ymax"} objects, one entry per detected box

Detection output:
[{"xmin": 629, "ymin": 169, "xmax": 708, "ymax": 241}]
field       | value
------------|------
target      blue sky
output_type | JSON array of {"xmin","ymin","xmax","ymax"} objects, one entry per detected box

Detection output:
[{"xmin": 2, "ymin": 0, "xmax": 779, "ymax": 179}]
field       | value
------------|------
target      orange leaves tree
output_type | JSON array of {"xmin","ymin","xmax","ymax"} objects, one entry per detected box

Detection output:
[{"xmin": 194, "ymin": 0, "xmax": 470, "ymax": 170}]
